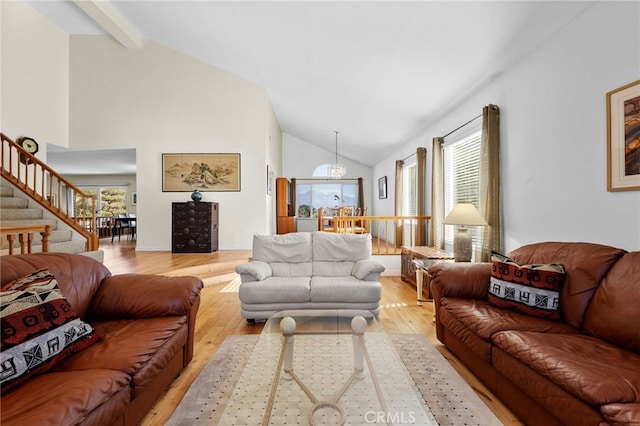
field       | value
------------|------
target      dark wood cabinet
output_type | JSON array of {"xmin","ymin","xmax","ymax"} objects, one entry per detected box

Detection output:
[{"xmin": 172, "ymin": 202, "xmax": 218, "ymax": 253}]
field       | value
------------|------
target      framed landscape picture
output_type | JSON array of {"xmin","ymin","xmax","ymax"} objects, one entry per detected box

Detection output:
[
  {"xmin": 162, "ymin": 153, "xmax": 241, "ymax": 192},
  {"xmin": 607, "ymin": 80, "xmax": 640, "ymax": 191}
]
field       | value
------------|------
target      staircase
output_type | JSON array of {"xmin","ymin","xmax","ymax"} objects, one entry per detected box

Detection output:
[{"xmin": 0, "ymin": 184, "xmax": 103, "ymax": 261}]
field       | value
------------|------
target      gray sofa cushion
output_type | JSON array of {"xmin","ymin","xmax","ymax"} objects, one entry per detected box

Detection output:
[
  {"xmin": 310, "ymin": 276, "xmax": 382, "ymax": 303},
  {"xmin": 313, "ymin": 261, "xmax": 356, "ymax": 277},
  {"xmin": 238, "ymin": 276, "xmax": 311, "ymax": 304},
  {"xmin": 312, "ymin": 232, "xmax": 371, "ymax": 261},
  {"xmin": 253, "ymin": 232, "xmax": 313, "ymax": 263},
  {"xmin": 270, "ymin": 261, "xmax": 313, "ymax": 277}
]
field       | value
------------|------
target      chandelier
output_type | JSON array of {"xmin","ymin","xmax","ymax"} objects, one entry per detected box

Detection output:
[{"xmin": 327, "ymin": 130, "xmax": 346, "ymax": 178}]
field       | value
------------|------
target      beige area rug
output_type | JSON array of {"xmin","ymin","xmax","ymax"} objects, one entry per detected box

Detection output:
[{"xmin": 167, "ymin": 334, "xmax": 501, "ymax": 425}]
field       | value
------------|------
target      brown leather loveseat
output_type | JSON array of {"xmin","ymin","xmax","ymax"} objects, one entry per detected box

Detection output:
[
  {"xmin": 429, "ymin": 242, "xmax": 639, "ymax": 425},
  {"xmin": 1, "ymin": 252, "xmax": 204, "ymax": 426}
]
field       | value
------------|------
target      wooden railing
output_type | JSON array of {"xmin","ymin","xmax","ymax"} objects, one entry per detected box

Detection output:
[
  {"xmin": 323, "ymin": 213, "xmax": 431, "ymax": 255},
  {"xmin": 0, "ymin": 133, "xmax": 99, "ymax": 251},
  {"xmin": 0, "ymin": 225, "xmax": 52, "ymax": 255}
]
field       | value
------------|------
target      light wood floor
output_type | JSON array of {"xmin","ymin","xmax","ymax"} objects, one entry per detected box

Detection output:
[{"xmin": 100, "ymin": 239, "xmax": 522, "ymax": 425}]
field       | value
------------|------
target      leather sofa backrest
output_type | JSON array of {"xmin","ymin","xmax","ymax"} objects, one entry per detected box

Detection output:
[
  {"xmin": 508, "ymin": 242, "xmax": 626, "ymax": 329},
  {"xmin": 312, "ymin": 232, "xmax": 372, "ymax": 277},
  {"xmin": 0, "ymin": 253, "xmax": 112, "ymax": 319},
  {"xmin": 583, "ymin": 251, "xmax": 640, "ymax": 354}
]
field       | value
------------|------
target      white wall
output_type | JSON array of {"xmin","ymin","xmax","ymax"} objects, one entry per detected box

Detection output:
[
  {"xmin": 68, "ymin": 36, "xmax": 280, "ymax": 250},
  {"xmin": 1, "ymin": 1, "xmax": 69, "ymax": 149},
  {"xmin": 374, "ymin": 1, "xmax": 640, "ymax": 252},
  {"xmin": 283, "ymin": 133, "xmax": 374, "ymax": 205}
]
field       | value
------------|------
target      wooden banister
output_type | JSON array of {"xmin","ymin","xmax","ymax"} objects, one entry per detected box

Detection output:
[
  {"xmin": 322, "ymin": 213, "xmax": 431, "ymax": 255},
  {"xmin": 1, "ymin": 225, "xmax": 52, "ymax": 254},
  {"xmin": 1, "ymin": 132, "xmax": 99, "ymax": 251}
]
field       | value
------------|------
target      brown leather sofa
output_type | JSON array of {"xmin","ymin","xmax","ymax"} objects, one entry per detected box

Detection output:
[
  {"xmin": 429, "ymin": 242, "xmax": 640, "ymax": 425},
  {"xmin": 1, "ymin": 252, "xmax": 204, "ymax": 426}
]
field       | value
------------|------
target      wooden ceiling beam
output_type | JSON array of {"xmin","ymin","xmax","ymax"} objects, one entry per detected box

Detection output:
[{"xmin": 72, "ymin": 0, "xmax": 143, "ymax": 49}]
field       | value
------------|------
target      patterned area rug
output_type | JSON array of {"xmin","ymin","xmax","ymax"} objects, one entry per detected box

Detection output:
[{"xmin": 168, "ymin": 333, "xmax": 501, "ymax": 425}]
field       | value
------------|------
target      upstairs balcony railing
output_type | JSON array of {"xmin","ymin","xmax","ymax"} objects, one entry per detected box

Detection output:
[
  {"xmin": 320, "ymin": 212, "xmax": 430, "ymax": 255},
  {"xmin": 1, "ymin": 133, "xmax": 99, "ymax": 251}
]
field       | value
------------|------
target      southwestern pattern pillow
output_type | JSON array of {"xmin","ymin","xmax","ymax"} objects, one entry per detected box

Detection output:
[
  {"xmin": 0, "ymin": 269, "xmax": 99, "ymax": 393},
  {"xmin": 488, "ymin": 251, "xmax": 566, "ymax": 320}
]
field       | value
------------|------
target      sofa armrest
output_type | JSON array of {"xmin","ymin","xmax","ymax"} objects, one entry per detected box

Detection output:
[
  {"xmin": 429, "ymin": 262, "xmax": 492, "ymax": 300},
  {"xmin": 352, "ymin": 259, "xmax": 385, "ymax": 280},
  {"xmin": 88, "ymin": 274, "xmax": 204, "ymax": 319},
  {"xmin": 236, "ymin": 261, "xmax": 272, "ymax": 282}
]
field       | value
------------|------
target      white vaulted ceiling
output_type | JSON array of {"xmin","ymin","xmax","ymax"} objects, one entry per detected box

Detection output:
[{"xmin": 29, "ymin": 0, "xmax": 596, "ymax": 171}]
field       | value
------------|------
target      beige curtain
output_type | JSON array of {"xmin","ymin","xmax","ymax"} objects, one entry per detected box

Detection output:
[
  {"xmin": 429, "ymin": 138, "xmax": 445, "ymax": 249},
  {"xmin": 478, "ymin": 104, "xmax": 501, "ymax": 261},
  {"xmin": 416, "ymin": 147, "xmax": 427, "ymax": 246},
  {"xmin": 394, "ymin": 160, "xmax": 404, "ymax": 246}
]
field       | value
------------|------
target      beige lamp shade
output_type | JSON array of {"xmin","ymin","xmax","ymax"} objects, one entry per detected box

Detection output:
[
  {"xmin": 444, "ymin": 203, "xmax": 488, "ymax": 226},
  {"xmin": 444, "ymin": 203, "xmax": 487, "ymax": 262}
]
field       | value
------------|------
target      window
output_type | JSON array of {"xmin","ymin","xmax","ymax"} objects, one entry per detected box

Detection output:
[
  {"xmin": 295, "ymin": 180, "xmax": 359, "ymax": 218},
  {"xmin": 402, "ymin": 161, "xmax": 417, "ymax": 216},
  {"xmin": 75, "ymin": 186, "xmax": 128, "ymax": 217},
  {"xmin": 443, "ymin": 130, "xmax": 482, "ymax": 245}
]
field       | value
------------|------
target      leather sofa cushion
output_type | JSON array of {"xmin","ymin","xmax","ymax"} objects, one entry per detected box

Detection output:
[
  {"xmin": 507, "ymin": 242, "xmax": 626, "ymax": 329},
  {"xmin": 441, "ymin": 298, "xmax": 577, "ymax": 341},
  {"xmin": 54, "ymin": 316, "xmax": 188, "ymax": 397},
  {"xmin": 270, "ymin": 261, "xmax": 313, "ymax": 277},
  {"xmin": 310, "ymin": 276, "xmax": 381, "ymax": 303},
  {"xmin": 583, "ymin": 252, "xmax": 640, "ymax": 354},
  {"xmin": 0, "ymin": 369, "xmax": 130, "ymax": 426},
  {"xmin": 492, "ymin": 330, "xmax": 640, "ymax": 405},
  {"xmin": 239, "ymin": 276, "xmax": 311, "ymax": 304},
  {"xmin": 439, "ymin": 298, "xmax": 577, "ymax": 362},
  {"xmin": 1, "ymin": 253, "xmax": 111, "ymax": 319},
  {"xmin": 313, "ymin": 260, "xmax": 356, "ymax": 277}
]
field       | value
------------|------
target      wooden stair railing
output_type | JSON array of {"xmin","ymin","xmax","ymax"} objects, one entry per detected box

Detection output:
[
  {"xmin": 1, "ymin": 133, "xmax": 99, "ymax": 251},
  {"xmin": 1, "ymin": 225, "xmax": 52, "ymax": 255}
]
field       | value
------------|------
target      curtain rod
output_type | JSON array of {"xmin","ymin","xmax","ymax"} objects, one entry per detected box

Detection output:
[{"xmin": 442, "ymin": 113, "xmax": 482, "ymax": 139}]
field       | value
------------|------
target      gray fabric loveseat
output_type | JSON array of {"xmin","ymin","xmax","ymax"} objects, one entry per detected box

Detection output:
[{"xmin": 236, "ymin": 231, "xmax": 385, "ymax": 320}]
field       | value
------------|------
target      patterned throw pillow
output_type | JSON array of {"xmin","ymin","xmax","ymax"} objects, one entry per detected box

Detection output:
[
  {"xmin": 487, "ymin": 251, "xmax": 565, "ymax": 320},
  {"xmin": 0, "ymin": 269, "xmax": 99, "ymax": 393}
]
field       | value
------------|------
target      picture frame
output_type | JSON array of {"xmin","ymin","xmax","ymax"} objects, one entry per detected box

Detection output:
[
  {"xmin": 131, "ymin": 192, "xmax": 137, "ymax": 206},
  {"xmin": 162, "ymin": 153, "xmax": 241, "ymax": 192},
  {"xmin": 607, "ymin": 79, "xmax": 640, "ymax": 191},
  {"xmin": 378, "ymin": 176, "xmax": 388, "ymax": 199},
  {"xmin": 267, "ymin": 165, "xmax": 275, "ymax": 195}
]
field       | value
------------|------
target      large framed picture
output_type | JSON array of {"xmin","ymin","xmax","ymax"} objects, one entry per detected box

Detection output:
[
  {"xmin": 607, "ymin": 80, "xmax": 640, "ymax": 191},
  {"xmin": 162, "ymin": 153, "xmax": 241, "ymax": 192},
  {"xmin": 378, "ymin": 176, "xmax": 387, "ymax": 199}
]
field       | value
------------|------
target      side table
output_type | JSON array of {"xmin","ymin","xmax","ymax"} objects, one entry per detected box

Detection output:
[{"xmin": 412, "ymin": 251, "xmax": 454, "ymax": 305}]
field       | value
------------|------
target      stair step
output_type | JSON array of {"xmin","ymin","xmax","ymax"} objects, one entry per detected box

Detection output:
[
  {"xmin": 0, "ymin": 186, "xmax": 14, "ymax": 197},
  {"xmin": 1, "ymin": 208, "xmax": 43, "ymax": 220},
  {"xmin": 0, "ymin": 198, "xmax": 29, "ymax": 209}
]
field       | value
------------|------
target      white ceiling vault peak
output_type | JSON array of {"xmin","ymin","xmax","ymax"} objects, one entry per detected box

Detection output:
[{"xmin": 27, "ymin": 0, "xmax": 598, "ymax": 173}]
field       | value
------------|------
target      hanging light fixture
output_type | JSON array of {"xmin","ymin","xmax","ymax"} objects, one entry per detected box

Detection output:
[{"xmin": 327, "ymin": 130, "xmax": 346, "ymax": 178}]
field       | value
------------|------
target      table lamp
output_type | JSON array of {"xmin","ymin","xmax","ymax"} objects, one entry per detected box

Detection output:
[{"xmin": 444, "ymin": 203, "xmax": 487, "ymax": 262}]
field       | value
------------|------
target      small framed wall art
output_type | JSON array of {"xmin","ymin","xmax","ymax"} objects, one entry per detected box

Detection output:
[
  {"xmin": 607, "ymin": 79, "xmax": 640, "ymax": 191},
  {"xmin": 378, "ymin": 176, "xmax": 388, "ymax": 199},
  {"xmin": 162, "ymin": 153, "xmax": 241, "ymax": 192}
]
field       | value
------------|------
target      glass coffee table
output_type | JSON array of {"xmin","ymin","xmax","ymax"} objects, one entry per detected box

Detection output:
[{"xmin": 218, "ymin": 310, "xmax": 437, "ymax": 425}]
